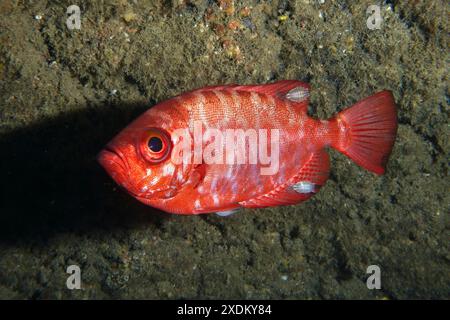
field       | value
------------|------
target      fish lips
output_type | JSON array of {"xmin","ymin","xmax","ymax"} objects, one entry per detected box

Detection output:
[
  {"xmin": 97, "ymin": 147, "xmax": 129, "ymax": 189},
  {"xmin": 97, "ymin": 146, "xmax": 179, "ymax": 202}
]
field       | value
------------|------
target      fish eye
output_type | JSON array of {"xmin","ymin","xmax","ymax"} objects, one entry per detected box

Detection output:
[
  {"xmin": 148, "ymin": 136, "xmax": 163, "ymax": 153},
  {"xmin": 139, "ymin": 128, "xmax": 172, "ymax": 164}
]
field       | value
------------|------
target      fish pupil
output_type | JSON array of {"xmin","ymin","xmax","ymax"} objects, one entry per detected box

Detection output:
[{"xmin": 148, "ymin": 136, "xmax": 163, "ymax": 152}]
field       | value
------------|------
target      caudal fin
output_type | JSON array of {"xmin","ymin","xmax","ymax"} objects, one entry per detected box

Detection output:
[{"xmin": 330, "ymin": 90, "xmax": 398, "ymax": 175}]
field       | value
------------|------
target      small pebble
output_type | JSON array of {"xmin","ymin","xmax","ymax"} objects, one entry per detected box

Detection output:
[
  {"xmin": 123, "ymin": 12, "xmax": 136, "ymax": 23},
  {"xmin": 239, "ymin": 7, "xmax": 251, "ymax": 17}
]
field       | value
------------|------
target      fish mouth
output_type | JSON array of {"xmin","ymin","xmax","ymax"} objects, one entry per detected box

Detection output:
[
  {"xmin": 97, "ymin": 145, "xmax": 130, "ymax": 189},
  {"xmin": 97, "ymin": 146, "xmax": 168, "ymax": 200},
  {"xmin": 98, "ymin": 145, "xmax": 179, "ymax": 201}
]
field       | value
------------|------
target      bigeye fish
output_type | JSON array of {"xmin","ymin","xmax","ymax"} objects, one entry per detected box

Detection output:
[{"xmin": 98, "ymin": 80, "xmax": 397, "ymax": 215}]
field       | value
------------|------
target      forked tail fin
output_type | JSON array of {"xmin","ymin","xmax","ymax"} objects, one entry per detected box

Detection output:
[{"xmin": 329, "ymin": 90, "xmax": 398, "ymax": 175}]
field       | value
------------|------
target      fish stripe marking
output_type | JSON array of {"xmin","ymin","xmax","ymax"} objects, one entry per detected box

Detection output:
[
  {"xmin": 223, "ymin": 90, "xmax": 236, "ymax": 127},
  {"xmin": 229, "ymin": 90, "xmax": 242, "ymax": 127},
  {"xmin": 213, "ymin": 90, "xmax": 227, "ymax": 109},
  {"xmin": 251, "ymin": 92, "xmax": 262, "ymax": 108},
  {"xmin": 174, "ymin": 95, "xmax": 195, "ymax": 130},
  {"xmin": 206, "ymin": 90, "xmax": 226, "ymax": 126},
  {"xmin": 194, "ymin": 92, "xmax": 208, "ymax": 125},
  {"xmin": 266, "ymin": 94, "xmax": 276, "ymax": 108},
  {"xmin": 231, "ymin": 90, "xmax": 241, "ymax": 109},
  {"xmin": 261, "ymin": 93, "xmax": 278, "ymax": 128},
  {"xmin": 250, "ymin": 92, "xmax": 263, "ymax": 129},
  {"xmin": 238, "ymin": 91, "xmax": 252, "ymax": 127}
]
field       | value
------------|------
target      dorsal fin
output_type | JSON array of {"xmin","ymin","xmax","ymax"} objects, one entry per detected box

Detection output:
[
  {"xmin": 239, "ymin": 150, "xmax": 329, "ymax": 208},
  {"xmin": 231, "ymin": 80, "xmax": 310, "ymax": 103},
  {"xmin": 190, "ymin": 80, "xmax": 310, "ymax": 104}
]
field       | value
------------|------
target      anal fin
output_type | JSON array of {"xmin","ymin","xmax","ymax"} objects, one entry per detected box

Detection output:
[{"xmin": 239, "ymin": 150, "xmax": 330, "ymax": 208}]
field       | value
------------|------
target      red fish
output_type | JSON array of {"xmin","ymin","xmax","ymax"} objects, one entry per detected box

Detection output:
[{"xmin": 98, "ymin": 80, "xmax": 397, "ymax": 215}]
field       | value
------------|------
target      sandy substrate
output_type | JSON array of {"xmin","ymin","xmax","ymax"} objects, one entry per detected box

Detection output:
[{"xmin": 0, "ymin": 0, "xmax": 448, "ymax": 299}]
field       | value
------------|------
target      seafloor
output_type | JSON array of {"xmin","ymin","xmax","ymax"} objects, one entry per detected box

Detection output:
[{"xmin": 0, "ymin": 0, "xmax": 448, "ymax": 299}]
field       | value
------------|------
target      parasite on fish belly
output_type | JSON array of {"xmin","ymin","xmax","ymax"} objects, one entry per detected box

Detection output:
[
  {"xmin": 292, "ymin": 181, "xmax": 316, "ymax": 194},
  {"xmin": 98, "ymin": 80, "xmax": 398, "ymax": 215}
]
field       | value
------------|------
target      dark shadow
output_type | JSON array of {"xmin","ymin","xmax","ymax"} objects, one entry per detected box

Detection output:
[{"xmin": 0, "ymin": 100, "xmax": 168, "ymax": 245}]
